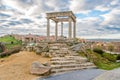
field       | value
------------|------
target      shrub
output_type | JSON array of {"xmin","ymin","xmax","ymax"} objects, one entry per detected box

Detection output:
[
  {"xmin": 117, "ymin": 54, "xmax": 120, "ymax": 60},
  {"xmin": 93, "ymin": 48, "xmax": 104, "ymax": 55},
  {"xmin": 0, "ymin": 48, "xmax": 3, "ymax": 53},
  {"xmin": 103, "ymin": 53, "xmax": 117, "ymax": 62},
  {"xmin": 11, "ymin": 41, "xmax": 14, "ymax": 44}
]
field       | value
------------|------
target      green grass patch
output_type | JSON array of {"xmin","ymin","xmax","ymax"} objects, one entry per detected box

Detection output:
[
  {"xmin": 78, "ymin": 49, "xmax": 120, "ymax": 70},
  {"xmin": 0, "ymin": 35, "xmax": 22, "ymax": 50},
  {"xmin": 95, "ymin": 61, "xmax": 120, "ymax": 70},
  {"xmin": 102, "ymin": 53, "xmax": 117, "ymax": 62}
]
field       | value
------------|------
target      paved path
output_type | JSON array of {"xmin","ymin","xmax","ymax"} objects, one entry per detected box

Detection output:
[
  {"xmin": 37, "ymin": 69, "xmax": 105, "ymax": 80},
  {"xmin": 94, "ymin": 68, "xmax": 120, "ymax": 80}
]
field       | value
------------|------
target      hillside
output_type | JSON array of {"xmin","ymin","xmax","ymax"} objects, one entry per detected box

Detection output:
[
  {"xmin": 0, "ymin": 35, "xmax": 22, "ymax": 50},
  {"xmin": 78, "ymin": 49, "xmax": 120, "ymax": 70}
]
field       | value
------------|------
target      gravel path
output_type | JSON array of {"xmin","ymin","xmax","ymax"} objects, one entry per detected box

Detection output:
[
  {"xmin": 94, "ymin": 68, "xmax": 120, "ymax": 80},
  {"xmin": 37, "ymin": 69, "xmax": 105, "ymax": 80}
]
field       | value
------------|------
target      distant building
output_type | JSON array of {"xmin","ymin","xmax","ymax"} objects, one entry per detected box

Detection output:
[{"xmin": 11, "ymin": 34, "xmax": 64, "ymax": 43}]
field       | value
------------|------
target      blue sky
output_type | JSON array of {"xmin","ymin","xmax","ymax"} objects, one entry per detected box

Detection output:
[{"xmin": 0, "ymin": 0, "xmax": 120, "ymax": 39}]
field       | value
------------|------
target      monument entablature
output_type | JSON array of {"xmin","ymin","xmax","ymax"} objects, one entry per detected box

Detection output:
[{"xmin": 46, "ymin": 11, "xmax": 76, "ymax": 41}]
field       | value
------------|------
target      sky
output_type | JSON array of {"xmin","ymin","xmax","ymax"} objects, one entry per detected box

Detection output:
[{"xmin": 0, "ymin": 0, "xmax": 120, "ymax": 39}]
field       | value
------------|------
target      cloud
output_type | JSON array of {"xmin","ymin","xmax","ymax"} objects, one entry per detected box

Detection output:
[
  {"xmin": 0, "ymin": 0, "xmax": 120, "ymax": 39},
  {"xmin": 101, "ymin": 8, "xmax": 120, "ymax": 25},
  {"xmin": 69, "ymin": 0, "xmax": 113, "ymax": 13}
]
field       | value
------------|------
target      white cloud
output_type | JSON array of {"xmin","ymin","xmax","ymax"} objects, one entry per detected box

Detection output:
[
  {"xmin": 101, "ymin": 8, "xmax": 120, "ymax": 25},
  {"xmin": 110, "ymin": 0, "xmax": 119, "ymax": 6},
  {"xmin": 69, "ymin": 0, "xmax": 113, "ymax": 13},
  {"xmin": 0, "ymin": 0, "xmax": 120, "ymax": 39},
  {"xmin": 69, "ymin": 0, "xmax": 85, "ymax": 13},
  {"xmin": 95, "ymin": 5, "xmax": 110, "ymax": 11}
]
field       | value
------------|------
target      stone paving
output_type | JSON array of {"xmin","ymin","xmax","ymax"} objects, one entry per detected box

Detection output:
[
  {"xmin": 37, "ymin": 69, "xmax": 105, "ymax": 80},
  {"xmin": 94, "ymin": 68, "xmax": 120, "ymax": 80}
]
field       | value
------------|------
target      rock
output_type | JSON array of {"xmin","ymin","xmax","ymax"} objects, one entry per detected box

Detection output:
[
  {"xmin": 0, "ymin": 42, "xmax": 5, "ymax": 53},
  {"xmin": 26, "ymin": 46, "xmax": 33, "ymax": 52},
  {"xmin": 30, "ymin": 61, "xmax": 51, "ymax": 75},
  {"xmin": 41, "ymin": 52, "xmax": 46, "ymax": 57},
  {"xmin": 35, "ymin": 49, "xmax": 42, "ymax": 55},
  {"xmin": 0, "ymin": 59, "xmax": 5, "ymax": 62},
  {"xmin": 42, "ymin": 45, "xmax": 49, "ymax": 52},
  {"xmin": 43, "ymin": 62, "xmax": 51, "ymax": 67},
  {"xmin": 34, "ymin": 44, "xmax": 49, "ymax": 54},
  {"xmin": 45, "ymin": 52, "xmax": 50, "ymax": 57},
  {"xmin": 50, "ymin": 46, "xmax": 59, "ymax": 50},
  {"xmin": 0, "ymin": 46, "xmax": 21, "ymax": 57}
]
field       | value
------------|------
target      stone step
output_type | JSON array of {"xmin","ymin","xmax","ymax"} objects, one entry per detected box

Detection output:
[
  {"xmin": 65, "ymin": 56, "xmax": 87, "ymax": 60},
  {"xmin": 51, "ymin": 56, "xmax": 86, "ymax": 59},
  {"xmin": 51, "ymin": 57, "xmax": 87, "ymax": 63},
  {"xmin": 51, "ymin": 57, "xmax": 76, "ymax": 61},
  {"xmin": 49, "ymin": 46, "xmax": 59, "ymax": 50},
  {"xmin": 51, "ymin": 58, "xmax": 75, "ymax": 61},
  {"xmin": 51, "ymin": 60, "xmax": 77, "ymax": 65},
  {"xmin": 51, "ymin": 65, "xmax": 96, "ymax": 73},
  {"xmin": 49, "ymin": 44, "xmax": 67, "ymax": 48},
  {"xmin": 67, "ymin": 53, "xmax": 79, "ymax": 56},
  {"xmin": 51, "ymin": 56, "xmax": 88, "ymax": 63},
  {"xmin": 52, "ymin": 54, "xmax": 65, "ymax": 57},
  {"xmin": 51, "ymin": 62, "xmax": 95, "ymax": 69}
]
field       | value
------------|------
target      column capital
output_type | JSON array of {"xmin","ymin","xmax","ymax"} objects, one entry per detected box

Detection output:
[
  {"xmin": 46, "ymin": 17, "xmax": 50, "ymax": 19},
  {"xmin": 55, "ymin": 21, "xmax": 58, "ymax": 23},
  {"xmin": 74, "ymin": 21, "xmax": 76, "ymax": 23}
]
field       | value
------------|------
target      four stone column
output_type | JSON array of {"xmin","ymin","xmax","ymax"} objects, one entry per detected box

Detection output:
[
  {"xmin": 69, "ymin": 17, "xmax": 72, "ymax": 39},
  {"xmin": 46, "ymin": 17, "xmax": 76, "ymax": 41},
  {"xmin": 73, "ymin": 21, "xmax": 76, "ymax": 38},
  {"xmin": 61, "ymin": 22, "xmax": 63, "ymax": 37},
  {"xmin": 47, "ymin": 18, "xmax": 50, "ymax": 41},
  {"xmin": 55, "ymin": 21, "xmax": 58, "ymax": 41}
]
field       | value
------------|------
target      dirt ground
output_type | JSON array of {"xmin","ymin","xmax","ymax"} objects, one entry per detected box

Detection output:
[{"xmin": 0, "ymin": 51, "xmax": 50, "ymax": 80}]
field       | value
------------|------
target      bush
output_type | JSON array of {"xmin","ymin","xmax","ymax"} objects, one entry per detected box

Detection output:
[
  {"xmin": 103, "ymin": 53, "xmax": 117, "ymax": 62},
  {"xmin": 0, "ymin": 48, "xmax": 3, "ymax": 53},
  {"xmin": 93, "ymin": 48, "xmax": 104, "ymax": 55},
  {"xmin": 117, "ymin": 54, "xmax": 120, "ymax": 60},
  {"xmin": 11, "ymin": 41, "xmax": 14, "ymax": 44}
]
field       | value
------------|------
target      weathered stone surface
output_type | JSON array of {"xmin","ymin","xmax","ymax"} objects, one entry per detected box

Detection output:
[
  {"xmin": 34, "ymin": 44, "xmax": 49, "ymax": 54},
  {"xmin": 0, "ymin": 46, "xmax": 21, "ymax": 57},
  {"xmin": 41, "ymin": 52, "xmax": 45, "ymax": 57},
  {"xmin": 42, "ymin": 45, "xmax": 49, "ymax": 52},
  {"xmin": 0, "ymin": 42, "xmax": 5, "ymax": 53},
  {"xmin": 50, "ymin": 46, "xmax": 59, "ymax": 50},
  {"xmin": 94, "ymin": 68, "xmax": 120, "ymax": 80},
  {"xmin": 30, "ymin": 61, "xmax": 51, "ymax": 75},
  {"xmin": 35, "ymin": 48, "xmax": 42, "ymax": 54},
  {"xmin": 26, "ymin": 46, "xmax": 33, "ymax": 52}
]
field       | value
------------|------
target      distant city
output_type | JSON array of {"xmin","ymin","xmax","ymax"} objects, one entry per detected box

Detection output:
[{"xmin": 87, "ymin": 39, "xmax": 120, "ymax": 42}]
